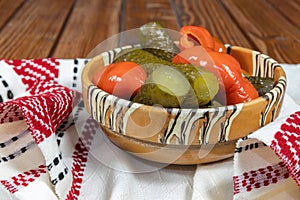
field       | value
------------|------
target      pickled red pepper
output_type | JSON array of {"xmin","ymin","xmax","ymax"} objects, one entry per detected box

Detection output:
[
  {"xmin": 174, "ymin": 25, "xmax": 259, "ymax": 105},
  {"xmin": 208, "ymin": 51, "xmax": 259, "ymax": 105},
  {"xmin": 179, "ymin": 26, "xmax": 226, "ymax": 53},
  {"xmin": 179, "ymin": 26, "xmax": 214, "ymax": 51}
]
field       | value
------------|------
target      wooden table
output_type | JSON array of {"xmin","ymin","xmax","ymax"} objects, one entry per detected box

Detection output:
[{"xmin": 0, "ymin": 0, "xmax": 299, "ymax": 63}]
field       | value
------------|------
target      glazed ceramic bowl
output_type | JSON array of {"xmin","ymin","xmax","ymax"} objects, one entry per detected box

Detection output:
[{"xmin": 81, "ymin": 45, "xmax": 286, "ymax": 165}]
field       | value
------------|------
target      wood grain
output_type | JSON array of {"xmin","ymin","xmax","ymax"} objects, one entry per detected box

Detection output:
[
  {"xmin": 0, "ymin": 0, "xmax": 73, "ymax": 59},
  {"xmin": 0, "ymin": 0, "xmax": 25, "ymax": 29},
  {"xmin": 172, "ymin": 0, "xmax": 253, "ymax": 48},
  {"xmin": 52, "ymin": 0, "xmax": 122, "ymax": 58},
  {"xmin": 221, "ymin": 0, "xmax": 300, "ymax": 63},
  {"xmin": 123, "ymin": 0, "xmax": 178, "ymax": 30},
  {"xmin": 266, "ymin": 0, "xmax": 300, "ymax": 28},
  {"xmin": 0, "ymin": 0, "xmax": 298, "ymax": 63}
]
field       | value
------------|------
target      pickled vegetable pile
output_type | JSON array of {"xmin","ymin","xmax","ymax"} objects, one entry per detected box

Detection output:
[{"xmin": 93, "ymin": 22, "xmax": 274, "ymax": 108}]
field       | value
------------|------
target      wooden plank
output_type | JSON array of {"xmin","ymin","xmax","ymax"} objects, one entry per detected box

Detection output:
[
  {"xmin": 0, "ymin": 0, "xmax": 74, "ymax": 59},
  {"xmin": 266, "ymin": 0, "xmax": 300, "ymax": 28},
  {"xmin": 172, "ymin": 0, "xmax": 253, "ymax": 49},
  {"xmin": 52, "ymin": 0, "xmax": 122, "ymax": 59},
  {"xmin": 0, "ymin": 0, "xmax": 25, "ymax": 29},
  {"xmin": 221, "ymin": 0, "xmax": 300, "ymax": 63},
  {"xmin": 123, "ymin": 0, "xmax": 178, "ymax": 30}
]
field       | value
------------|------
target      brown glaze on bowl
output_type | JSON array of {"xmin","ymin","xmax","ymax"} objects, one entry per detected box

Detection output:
[{"xmin": 81, "ymin": 45, "xmax": 286, "ymax": 165}]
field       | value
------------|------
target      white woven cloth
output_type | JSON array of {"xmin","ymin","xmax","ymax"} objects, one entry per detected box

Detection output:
[{"xmin": 0, "ymin": 59, "xmax": 299, "ymax": 200}]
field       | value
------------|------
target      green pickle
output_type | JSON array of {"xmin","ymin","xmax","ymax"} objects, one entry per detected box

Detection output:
[
  {"xmin": 143, "ymin": 48, "xmax": 176, "ymax": 62},
  {"xmin": 138, "ymin": 22, "xmax": 179, "ymax": 61},
  {"xmin": 114, "ymin": 48, "xmax": 168, "ymax": 75},
  {"xmin": 133, "ymin": 65, "xmax": 198, "ymax": 108},
  {"xmin": 172, "ymin": 64, "xmax": 219, "ymax": 106},
  {"xmin": 246, "ymin": 76, "xmax": 274, "ymax": 96}
]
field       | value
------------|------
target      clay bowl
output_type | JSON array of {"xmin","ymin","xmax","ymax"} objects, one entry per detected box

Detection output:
[{"xmin": 81, "ymin": 45, "xmax": 286, "ymax": 165}]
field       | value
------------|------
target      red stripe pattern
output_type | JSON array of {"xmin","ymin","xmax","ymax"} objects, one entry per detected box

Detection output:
[
  {"xmin": 5, "ymin": 58, "xmax": 59, "ymax": 90},
  {"xmin": 0, "ymin": 165, "xmax": 47, "ymax": 193},
  {"xmin": 0, "ymin": 59, "xmax": 73, "ymax": 197},
  {"xmin": 233, "ymin": 162, "xmax": 290, "ymax": 194},
  {"xmin": 66, "ymin": 118, "xmax": 98, "ymax": 200},
  {"xmin": 270, "ymin": 111, "xmax": 300, "ymax": 186},
  {"xmin": 0, "ymin": 103, "xmax": 23, "ymax": 124},
  {"xmin": 0, "ymin": 81, "xmax": 73, "ymax": 144}
]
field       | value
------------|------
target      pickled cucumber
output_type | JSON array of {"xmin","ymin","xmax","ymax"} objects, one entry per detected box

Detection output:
[
  {"xmin": 114, "ymin": 48, "xmax": 170, "ymax": 75},
  {"xmin": 114, "ymin": 48, "xmax": 159, "ymax": 65},
  {"xmin": 143, "ymin": 48, "xmax": 176, "ymax": 62},
  {"xmin": 133, "ymin": 65, "xmax": 198, "ymax": 108},
  {"xmin": 138, "ymin": 22, "xmax": 179, "ymax": 61},
  {"xmin": 246, "ymin": 76, "xmax": 274, "ymax": 96},
  {"xmin": 173, "ymin": 64, "xmax": 220, "ymax": 106}
]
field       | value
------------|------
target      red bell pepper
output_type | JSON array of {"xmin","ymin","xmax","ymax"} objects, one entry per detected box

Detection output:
[
  {"xmin": 179, "ymin": 26, "xmax": 226, "ymax": 53},
  {"xmin": 172, "ymin": 46, "xmax": 258, "ymax": 105}
]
